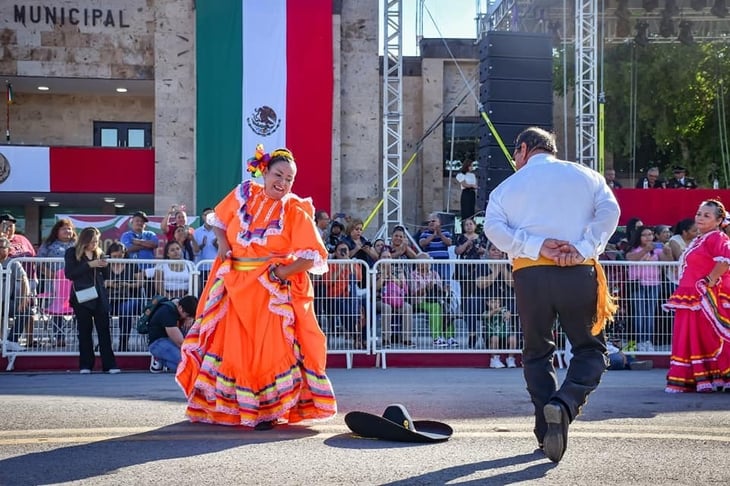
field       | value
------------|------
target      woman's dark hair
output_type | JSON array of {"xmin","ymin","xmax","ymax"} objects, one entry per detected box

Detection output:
[
  {"xmin": 163, "ymin": 240, "xmax": 182, "ymax": 259},
  {"xmin": 267, "ymin": 147, "xmax": 297, "ymax": 172},
  {"xmin": 106, "ymin": 241, "xmax": 127, "ymax": 257},
  {"xmin": 178, "ymin": 295, "xmax": 198, "ymax": 317},
  {"xmin": 43, "ymin": 218, "xmax": 76, "ymax": 246},
  {"xmin": 672, "ymin": 218, "xmax": 695, "ymax": 236},
  {"xmin": 459, "ymin": 159, "xmax": 473, "ymax": 174},
  {"xmin": 460, "ymin": 217, "xmax": 475, "ymax": 232},
  {"xmin": 628, "ymin": 225, "xmax": 654, "ymax": 250},
  {"xmin": 625, "ymin": 217, "xmax": 643, "ymax": 241}
]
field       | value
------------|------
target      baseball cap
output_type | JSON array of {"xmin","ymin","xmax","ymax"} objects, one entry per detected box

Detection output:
[
  {"xmin": 0, "ymin": 213, "xmax": 18, "ymax": 223},
  {"xmin": 132, "ymin": 211, "xmax": 149, "ymax": 222}
]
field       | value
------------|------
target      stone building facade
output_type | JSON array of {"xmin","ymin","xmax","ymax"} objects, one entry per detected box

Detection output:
[{"xmin": 0, "ymin": 0, "xmax": 498, "ymax": 242}]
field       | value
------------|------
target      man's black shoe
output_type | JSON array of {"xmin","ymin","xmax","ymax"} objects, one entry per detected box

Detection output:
[
  {"xmin": 542, "ymin": 401, "xmax": 569, "ymax": 463},
  {"xmin": 254, "ymin": 420, "xmax": 275, "ymax": 431}
]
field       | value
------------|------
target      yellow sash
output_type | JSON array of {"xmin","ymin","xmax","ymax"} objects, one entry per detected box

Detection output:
[
  {"xmin": 512, "ymin": 256, "xmax": 616, "ymax": 336},
  {"xmin": 231, "ymin": 257, "xmax": 269, "ymax": 272}
]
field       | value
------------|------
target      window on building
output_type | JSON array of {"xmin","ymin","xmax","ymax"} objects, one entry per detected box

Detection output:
[
  {"xmin": 93, "ymin": 122, "xmax": 152, "ymax": 148},
  {"xmin": 443, "ymin": 118, "xmax": 480, "ymax": 176}
]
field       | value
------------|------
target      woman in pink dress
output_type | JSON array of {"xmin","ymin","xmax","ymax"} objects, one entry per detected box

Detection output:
[{"xmin": 664, "ymin": 199, "xmax": 730, "ymax": 393}]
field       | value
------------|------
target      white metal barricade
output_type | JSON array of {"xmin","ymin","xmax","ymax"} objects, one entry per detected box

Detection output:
[
  {"xmin": 2, "ymin": 256, "xmax": 680, "ymax": 371},
  {"xmin": 1, "ymin": 257, "xmax": 197, "ymax": 370}
]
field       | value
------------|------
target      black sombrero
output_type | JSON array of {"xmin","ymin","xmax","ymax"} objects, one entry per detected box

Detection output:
[{"xmin": 344, "ymin": 404, "xmax": 453, "ymax": 443}]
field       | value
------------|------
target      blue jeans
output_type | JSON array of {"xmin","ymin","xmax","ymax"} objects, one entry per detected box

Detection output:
[
  {"xmin": 149, "ymin": 337, "xmax": 181, "ymax": 370},
  {"xmin": 635, "ymin": 284, "xmax": 659, "ymax": 344}
]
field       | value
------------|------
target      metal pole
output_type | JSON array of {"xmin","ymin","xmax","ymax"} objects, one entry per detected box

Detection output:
[{"xmin": 446, "ymin": 115, "xmax": 456, "ymax": 213}]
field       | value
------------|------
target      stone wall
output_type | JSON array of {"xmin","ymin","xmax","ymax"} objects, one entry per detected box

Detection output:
[
  {"xmin": 152, "ymin": 0, "xmax": 195, "ymax": 214},
  {"xmin": 338, "ymin": 0, "xmax": 380, "ymax": 227},
  {"xmin": 0, "ymin": 0, "xmax": 154, "ymax": 79},
  {"xmin": 5, "ymin": 93, "xmax": 153, "ymax": 146}
]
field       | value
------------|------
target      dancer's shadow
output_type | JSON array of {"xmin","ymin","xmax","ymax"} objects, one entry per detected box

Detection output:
[
  {"xmin": 0, "ymin": 422, "xmax": 317, "ymax": 486},
  {"xmin": 325, "ymin": 435, "xmax": 556, "ymax": 484}
]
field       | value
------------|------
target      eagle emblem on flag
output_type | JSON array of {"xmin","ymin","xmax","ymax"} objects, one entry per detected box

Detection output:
[{"xmin": 246, "ymin": 105, "xmax": 281, "ymax": 136}]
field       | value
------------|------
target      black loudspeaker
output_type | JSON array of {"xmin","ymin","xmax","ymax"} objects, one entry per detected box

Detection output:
[
  {"xmin": 479, "ymin": 79, "xmax": 553, "ymax": 103},
  {"xmin": 477, "ymin": 31, "xmax": 554, "ymax": 211},
  {"xmin": 479, "ymin": 31, "xmax": 554, "ymax": 59}
]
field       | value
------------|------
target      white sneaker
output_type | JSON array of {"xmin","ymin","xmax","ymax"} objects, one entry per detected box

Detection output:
[
  {"xmin": 149, "ymin": 357, "xmax": 163, "ymax": 374},
  {"xmin": 644, "ymin": 341, "xmax": 655, "ymax": 352},
  {"xmin": 107, "ymin": 368, "xmax": 121, "ymax": 374},
  {"xmin": 433, "ymin": 337, "xmax": 448, "ymax": 348},
  {"xmin": 490, "ymin": 356, "xmax": 506, "ymax": 369},
  {"xmin": 447, "ymin": 337, "xmax": 459, "ymax": 347},
  {"xmin": 79, "ymin": 369, "xmax": 92, "ymax": 374},
  {"xmin": 506, "ymin": 356, "xmax": 517, "ymax": 368}
]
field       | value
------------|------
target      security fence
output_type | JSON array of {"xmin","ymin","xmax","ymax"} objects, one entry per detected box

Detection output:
[{"xmin": 2, "ymin": 257, "xmax": 679, "ymax": 371}]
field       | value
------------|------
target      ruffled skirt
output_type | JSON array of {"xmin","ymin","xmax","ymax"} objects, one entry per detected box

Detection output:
[
  {"xmin": 176, "ymin": 260, "xmax": 337, "ymax": 426},
  {"xmin": 664, "ymin": 283, "xmax": 730, "ymax": 393}
]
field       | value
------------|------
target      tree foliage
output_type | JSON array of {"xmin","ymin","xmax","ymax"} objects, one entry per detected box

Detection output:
[{"xmin": 554, "ymin": 42, "xmax": 730, "ymax": 186}]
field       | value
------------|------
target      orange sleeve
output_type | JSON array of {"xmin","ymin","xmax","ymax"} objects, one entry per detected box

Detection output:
[
  {"xmin": 213, "ymin": 184, "xmax": 245, "ymax": 230},
  {"xmin": 284, "ymin": 195, "xmax": 329, "ymax": 274}
]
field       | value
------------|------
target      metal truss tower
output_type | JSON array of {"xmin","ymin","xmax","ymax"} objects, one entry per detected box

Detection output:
[
  {"xmin": 382, "ymin": 0, "xmax": 403, "ymax": 233},
  {"xmin": 575, "ymin": 0, "xmax": 597, "ymax": 169}
]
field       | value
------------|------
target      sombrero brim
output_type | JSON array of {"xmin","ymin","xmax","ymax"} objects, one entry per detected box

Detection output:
[{"xmin": 344, "ymin": 411, "xmax": 453, "ymax": 443}]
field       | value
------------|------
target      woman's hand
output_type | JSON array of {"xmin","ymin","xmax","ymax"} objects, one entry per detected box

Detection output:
[
  {"xmin": 216, "ymin": 238, "xmax": 231, "ymax": 261},
  {"xmin": 90, "ymin": 259, "xmax": 108, "ymax": 268}
]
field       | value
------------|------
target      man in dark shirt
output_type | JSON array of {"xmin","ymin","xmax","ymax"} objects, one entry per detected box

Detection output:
[
  {"xmin": 666, "ymin": 166, "xmax": 698, "ymax": 189},
  {"xmin": 635, "ymin": 167, "xmax": 666, "ymax": 189},
  {"xmin": 148, "ymin": 295, "xmax": 198, "ymax": 373}
]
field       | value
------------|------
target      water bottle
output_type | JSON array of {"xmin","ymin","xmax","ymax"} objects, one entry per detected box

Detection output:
[
  {"xmin": 642, "ymin": 179, "xmax": 649, "ymax": 189},
  {"xmin": 713, "ymin": 178, "xmax": 719, "ymax": 189}
]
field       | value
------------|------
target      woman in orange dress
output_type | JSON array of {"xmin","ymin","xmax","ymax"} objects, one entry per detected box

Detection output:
[
  {"xmin": 176, "ymin": 145, "xmax": 336, "ymax": 429},
  {"xmin": 664, "ymin": 199, "xmax": 730, "ymax": 393}
]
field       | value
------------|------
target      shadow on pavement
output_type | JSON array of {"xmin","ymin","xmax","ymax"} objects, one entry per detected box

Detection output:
[
  {"xmin": 381, "ymin": 451, "xmax": 556, "ymax": 485},
  {"xmin": 0, "ymin": 421, "xmax": 317, "ymax": 486}
]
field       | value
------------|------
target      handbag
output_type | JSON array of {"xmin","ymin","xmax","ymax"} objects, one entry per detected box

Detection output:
[
  {"xmin": 74, "ymin": 269, "xmax": 99, "ymax": 303},
  {"xmin": 75, "ymin": 285, "xmax": 99, "ymax": 303}
]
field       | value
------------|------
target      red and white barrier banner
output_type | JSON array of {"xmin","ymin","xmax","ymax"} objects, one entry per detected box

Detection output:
[
  {"xmin": 0, "ymin": 145, "xmax": 153, "ymax": 194},
  {"xmin": 0, "ymin": 146, "xmax": 51, "ymax": 192}
]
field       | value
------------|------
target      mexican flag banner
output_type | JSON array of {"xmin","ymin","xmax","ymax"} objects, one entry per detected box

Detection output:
[{"xmin": 196, "ymin": 0, "xmax": 333, "ymax": 212}]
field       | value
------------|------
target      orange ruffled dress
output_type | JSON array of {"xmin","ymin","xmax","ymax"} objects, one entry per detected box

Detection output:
[
  {"xmin": 176, "ymin": 181, "xmax": 336, "ymax": 426},
  {"xmin": 664, "ymin": 230, "xmax": 730, "ymax": 393}
]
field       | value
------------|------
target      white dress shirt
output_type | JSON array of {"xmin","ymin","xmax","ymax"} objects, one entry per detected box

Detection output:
[{"xmin": 484, "ymin": 153, "xmax": 620, "ymax": 261}]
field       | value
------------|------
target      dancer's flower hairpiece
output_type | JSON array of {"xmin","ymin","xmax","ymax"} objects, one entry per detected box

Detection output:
[{"xmin": 247, "ymin": 144, "xmax": 270, "ymax": 178}]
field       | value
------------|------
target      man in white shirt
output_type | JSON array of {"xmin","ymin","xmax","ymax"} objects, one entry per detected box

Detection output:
[
  {"xmin": 193, "ymin": 208, "xmax": 217, "ymax": 291},
  {"xmin": 484, "ymin": 127, "xmax": 620, "ymax": 463}
]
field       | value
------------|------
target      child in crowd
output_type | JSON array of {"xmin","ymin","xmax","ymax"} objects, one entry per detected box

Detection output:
[{"xmin": 483, "ymin": 295, "xmax": 518, "ymax": 368}]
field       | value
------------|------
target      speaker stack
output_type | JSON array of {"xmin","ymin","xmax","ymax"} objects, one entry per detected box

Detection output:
[{"xmin": 477, "ymin": 31, "xmax": 554, "ymax": 210}]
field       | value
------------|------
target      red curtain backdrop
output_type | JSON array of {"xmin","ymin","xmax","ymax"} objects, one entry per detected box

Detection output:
[{"xmin": 614, "ymin": 189, "xmax": 730, "ymax": 226}]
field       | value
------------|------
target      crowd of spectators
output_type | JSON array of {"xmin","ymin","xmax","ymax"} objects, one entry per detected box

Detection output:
[
  {"xmin": 0, "ymin": 208, "xmax": 205, "ymax": 374},
  {"xmin": 1, "ymin": 198, "xmax": 701, "ymax": 369},
  {"xmin": 313, "ymin": 210, "xmax": 519, "ymax": 367}
]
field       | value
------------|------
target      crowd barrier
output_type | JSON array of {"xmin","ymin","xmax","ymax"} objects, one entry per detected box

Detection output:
[{"xmin": 1, "ymin": 257, "xmax": 679, "ymax": 370}]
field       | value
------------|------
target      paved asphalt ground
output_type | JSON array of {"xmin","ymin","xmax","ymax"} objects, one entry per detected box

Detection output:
[{"xmin": 0, "ymin": 368, "xmax": 728, "ymax": 485}]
